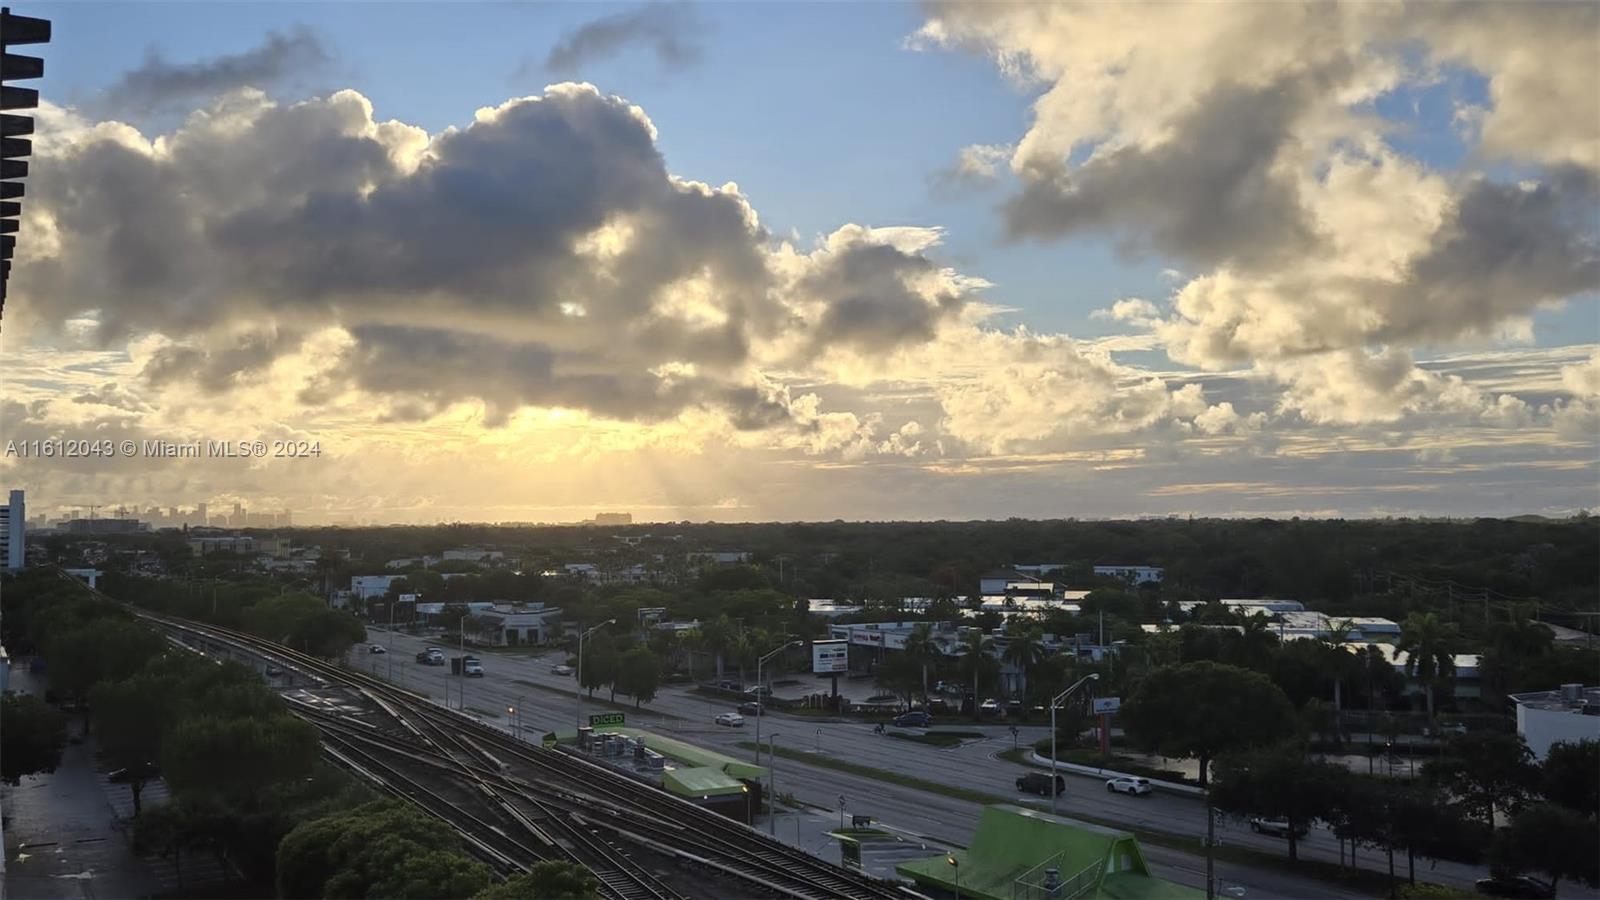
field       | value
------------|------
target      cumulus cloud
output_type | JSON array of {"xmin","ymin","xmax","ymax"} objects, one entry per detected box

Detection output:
[
  {"xmin": 916, "ymin": 0, "xmax": 1600, "ymax": 418},
  {"xmin": 539, "ymin": 3, "xmax": 706, "ymax": 74},
  {"xmin": 98, "ymin": 27, "xmax": 329, "ymax": 117}
]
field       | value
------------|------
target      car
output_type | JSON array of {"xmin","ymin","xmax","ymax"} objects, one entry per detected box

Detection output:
[
  {"xmin": 551, "ymin": 664, "xmax": 574, "ymax": 676},
  {"xmin": 717, "ymin": 679, "xmax": 744, "ymax": 691},
  {"xmin": 1474, "ymin": 875, "xmax": 1555, "ymax": 899},
  {"xmin": 1016, "ymin": 772, "xmax": 1066, "ymax": 796},
  {"xmin": 1106, "ymin": 776, "xmax": 1152, "ymax": 796},
  {"xmin": 416, "ymin": 648, "xmax": 445, "ymax": 665},
  {"xmin": 743, "ymin": 684, "xmax": 773, "ymax": 698},
  {"xmin": 737, "ymin": 701, "xmax": 764, "ymax": 715},
  {"xmin": 367, "ymin": 644, "xmax": 387, "ymax": 654},
  {"xmin": 893, "ymin": 711, "xmax": 931, "ymax": 728},
  {"xmin": 979, "ymin": 698, "xmax": 1000, "ymax": 716},
  {"xmin": 1248, "ymin": 817, "xmax": 1309, "ymax": 838},
  {"xmin": 715, "ymin": 712, "xmax": 746, "ymax": 727},
  {"xmin": 463, "ymin": 658, "xmax": 484, "ymax": 677}
]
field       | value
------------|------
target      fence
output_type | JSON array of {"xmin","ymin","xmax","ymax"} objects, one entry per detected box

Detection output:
[{"xmin": 1012, "ymin": 850, "xmax": 1101, "ymax": 900}]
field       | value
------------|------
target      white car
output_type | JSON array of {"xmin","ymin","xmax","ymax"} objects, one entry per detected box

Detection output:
[
  {"xmin": 367, "ymin": 644, "xmax": 387, "ymax": 654},
  {"xmin": 1106, "ymin": 776, "xmax": 1152, "ymax": 796},
  {"xmin": 979, "ymin": 699, "xmax": 1000, "ymax": 715},
  {"xmin": 715, "ymin": 712, "xmax": 746, "ymax": 727},
  {"xmin": 551, "ymin": 664, "xmax": 574, "ymax": 675}
]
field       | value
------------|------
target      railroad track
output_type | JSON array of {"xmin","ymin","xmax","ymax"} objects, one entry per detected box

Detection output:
[{"xmin": 128, "ymin": 606, "xmax": 907, "ymax": 900}]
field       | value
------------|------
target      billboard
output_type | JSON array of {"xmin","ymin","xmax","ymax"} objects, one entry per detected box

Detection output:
[
  {"xmin": 812, "ymin": 639, "xmax": 849, "ymax": 674},
  {"xmin": 1091, "ymin": 697, "xmax": 1121, "ymax": 715},
  {"xmin": 589, "ymin": 712, "xmax": 625, "ymax": 727}
]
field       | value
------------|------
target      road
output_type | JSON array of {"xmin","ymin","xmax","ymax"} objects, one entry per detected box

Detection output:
[{"xmin": 346, "ymin": 629, "xmax": 1577, "ymax": 900}]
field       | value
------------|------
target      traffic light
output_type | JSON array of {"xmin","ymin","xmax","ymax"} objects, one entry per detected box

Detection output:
[{"xmin": 1, "ymin": 6, "xmax": 49, "ymax": 316}]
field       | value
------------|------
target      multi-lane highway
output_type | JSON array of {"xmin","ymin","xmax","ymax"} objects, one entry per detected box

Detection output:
[{"xmin": 352, "ymin": 628, "xmax": 1551, "ymax": 900}]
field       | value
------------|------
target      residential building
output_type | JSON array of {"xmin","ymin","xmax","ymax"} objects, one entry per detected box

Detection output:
[
  {"xmin": 1510, "ymin": 685, "xmax": 1600, "ymax": 760},
  {"xmin": 1093, "ymin": 564, "xmax": 1164, "ymax": 584},
  {"xmin": 0, "ymin": 489, "xmax": 24, "ymax": 571}
]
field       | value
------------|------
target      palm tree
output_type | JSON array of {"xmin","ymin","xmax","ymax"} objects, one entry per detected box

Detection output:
[
  {"xmin": 699, "ymin": 615, "xmax": 734, "ymax": 681},
  {"xmin": 1397, "ymin": 612, "xmax": 1459, "ymax": 720},
  {"xmin": 1317, "ymin": 620, "xmax": 1358, "ymax": 710},
  {"xmin": 902, "ymin": 623, "xmax": 938, "ymax": 707},
  {"xmin": 1001, "ymin": 627, "xmax": 1045, "ymax": 712},
  {"xmin": 959, "ymin": 630, "xmax": 995, "ymax": 720}
]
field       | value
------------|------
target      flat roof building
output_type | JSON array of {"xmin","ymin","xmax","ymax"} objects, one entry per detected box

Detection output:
[
  {"xmin": 1510, "ymin": 684, "xmax": 1600, "ymax": 760},
  {"xmin": 0, "ymin": 489, "xmax": 23, "ymax": 571}
]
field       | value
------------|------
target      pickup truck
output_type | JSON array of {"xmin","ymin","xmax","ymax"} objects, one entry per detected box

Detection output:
[
  {"xmin": 416, "ymin": 648, "xmax": 445, "ymax": 665},
  {"xmin": 451, "ymin": 655, "xmax": 484, "ymax": 677}
]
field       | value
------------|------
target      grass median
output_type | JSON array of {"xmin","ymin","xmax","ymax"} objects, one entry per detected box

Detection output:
[
  {"xmin": 511, "ymin": 679, "xmax": 687, "ymax": 720},
  {"xmin": 741, "ymin": 742, "xmax": 1413, "ymax": 896}
]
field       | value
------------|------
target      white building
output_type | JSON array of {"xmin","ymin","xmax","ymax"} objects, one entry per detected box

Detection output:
[
  {"xmin": 1094, "ymin": 565, "xmax": 1164, "ymax": 584},
  {"xmin": 1510, "ymin": 685, "xmax": 1600, "ymax": 760},
  {"xmin": 464, "ymin": 603, "xmax": 563, "ymax": 646},
  {"xmin": 978, "ymin": 569, "xmax": 1029, "ymax": 594},
  {"xmin": 64, "ymin": 568, "xmax": 103, "ymax": 589},
  {"xmin": 1220, "ymin": 598, "xmax": 1305, "ymax": 614},
  {"xmin": 351, "ymin": 574, "xmax": 405, "ymax": 600},
  {"xmin": 1, "ymin": 489, "xmax": 25, "ymax": 571},
  {"xmin": 687, "ymin": 551, "xmax": 751, "ymax": 565}
]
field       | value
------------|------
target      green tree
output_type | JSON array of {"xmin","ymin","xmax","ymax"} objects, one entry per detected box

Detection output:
[
  {"xmin": 1213, "ymin": 745, "xmax": 1348, "ymax": 861},
  {"xmin": 92, "ymin": 670, "xmax": 187, "ymax": 815},
  {"xmin": 291, "ymin": 608, "xmax": 367, "ymax": 659},
  {"xmin": 902, "ymin": 623, "xmax": 939, "ymax": 706},
  {"xmin": 1001, "ymin": 627, "xmax": 1045, "ymax": 711},
  {"xmin": 44, "ymin": 617, "xmax": 167, "ymax": 726},
  {"xmin": 1539, "ymin": 740, "xmax": 1598, "ymax": 816},
  {"xmin": 475, "ymin": 861, "xmax": 602, "ymax": 899},
  {"xmin": 162, "ymin": 713, "xmax": 320, "ymax": 805},
  {"xmin": 1121, "ymin": 661, "xmax": 1298, "ymax": 788},
  {"xmin": 578, "ymin": 632, "xmax": 618, "ymax": 699},
  {"xmin": 616, "ymin": 647, "xmax": 661, "ymax": 708},
  {"xmin": 1425, "ymin": 732, "xmax": 1539, "ymax": 828},
  {"xmin": 1397, "ymin": 612, "xmax": 1459, "ymax": 720},
  {"xmin": 279, "ymin": 801, "xmax": 491, "ymax": 900},
  {"xmin": 958, "ymin": 630, "xmax": 997, "ymax": 720},
  {"xmin": 1300, "ymin": 697, "xmax": 1342, "ymax": 746},
  {"xmin": 1, "ymin": 692, "xmax": 69, "ymax": 784},
  {"xmin": 1490, "ymin": 803, "xmax": 1600, "ymax": 894}
]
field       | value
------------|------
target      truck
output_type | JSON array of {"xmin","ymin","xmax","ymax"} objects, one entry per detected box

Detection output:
[
  {"xmin": 416, "ymin": 647, "xmax": 445, "ymax": 665},
  {"xmin": 450, "ymin": 655, "xmax": 484, "ymax": 677}
]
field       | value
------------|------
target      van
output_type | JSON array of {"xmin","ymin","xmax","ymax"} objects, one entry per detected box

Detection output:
[{"xmin": 1016, "ymin": 772, "xmax": 1066, "ymax": 797}]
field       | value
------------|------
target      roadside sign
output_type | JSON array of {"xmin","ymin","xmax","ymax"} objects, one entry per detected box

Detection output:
[
  {"xmin": 1092, "ymin": 697, "xmax": 1121, "ymax": 715},
  {"xmin": 812, "ymin": 639, "xmax": 848, "ymax": 674},
  {"xmin": 589, "ymin": 712, "xmax": 625, "ymax": 727}
]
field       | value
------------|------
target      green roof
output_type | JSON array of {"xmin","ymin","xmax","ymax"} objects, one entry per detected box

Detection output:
[
  {"xmin": 663, "ymin": 766, "xmax": 749, "ymax": 798},
  {"xmin": 895, "ymin": 805, "xmax": 1203, "ymax": 900}
]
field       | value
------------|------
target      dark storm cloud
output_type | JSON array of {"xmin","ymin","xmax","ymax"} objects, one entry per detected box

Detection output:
[
  {"xmin": 1002, "ymin": 77, "xmax": 1318, "ymax": 269},
  {"xmin": 802, "ymin": 240, "xmax": 970, "ymax": 354},
  {"xmin": 100, "ymin": 27, "xmax": 329, "ymax": 116},
  {"xmin": 539, "ymin": 3, "xmax": 706, "ymax": 74}
]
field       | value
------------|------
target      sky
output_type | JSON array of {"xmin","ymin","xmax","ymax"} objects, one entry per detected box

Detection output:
[{"xmin": 1, "ymin": 0, "xmax": 1597, "ymax": 525}]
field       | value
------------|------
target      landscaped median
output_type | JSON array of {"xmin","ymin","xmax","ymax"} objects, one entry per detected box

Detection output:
[{"xmin": 738, "ymin": 741, "xmax": 1429, "ymax": 897}]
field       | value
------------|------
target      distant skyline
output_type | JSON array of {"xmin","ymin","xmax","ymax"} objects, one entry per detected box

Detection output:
[{"xmin": 1, "ymin": 1, "xmax": 1596, "ymax": 524}]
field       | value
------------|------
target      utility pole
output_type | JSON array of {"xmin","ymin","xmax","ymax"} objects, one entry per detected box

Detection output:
[
  {"xmin": 767, "ymin": 733, "xmax": 780, "ymax": 836},
  {"xmin": 1205, "ymin": 795, "xmax": 1216, "ymax": 900}
]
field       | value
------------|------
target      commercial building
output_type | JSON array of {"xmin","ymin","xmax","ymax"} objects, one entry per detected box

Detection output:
[
  {"xmin": 1093, "ymin": 565, "xmax": 1165, "ymax": 585},
  {"xmin": 0, "ymin": 489, "xmax": 24, "ymax": 571},
  {"xmin": 896, "ymin": 805, "xmax": 1202, "ymax": 899},
  {"xmin": 463, "ymin": 603, "xmax": 564, "ymax": 646},
  {"xmin": 1510, "ymin": 684, "xmax": 1600, "ymax": 760},
  {"xmin": 687, "ymin": 551, "xmax": 751, "ymax": 565},
  {"xmin": 351, "ymin": 575, "xmax": 405, "ymax": 601},
  {"xmin": 60, "ymin": 517, "xmax": 146, "ymax": 535}
]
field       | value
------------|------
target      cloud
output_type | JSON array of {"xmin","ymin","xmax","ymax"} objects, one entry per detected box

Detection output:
[
  {"xmin": 917, "ymin": 0, "xmax": 1600, "ymax": 385},
  {"xmin": 539, "ymin": 3, "xmax": 706, "ymax": 74},
  {"xmin": 99, "ymin": 27, "xmax": 329, "ymax": 117}
]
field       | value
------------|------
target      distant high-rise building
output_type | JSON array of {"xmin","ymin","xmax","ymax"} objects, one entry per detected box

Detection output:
[
  {"xmin": 592, "ymin": 512, "xmax": 632, "ymax": 526},
  {"xmin": 197, "ymin": 502, "xmax": 209, "ymax": 526},
  {"xmin": 0, "ymin": 490, "xmax": 25, "ymax": 571}
]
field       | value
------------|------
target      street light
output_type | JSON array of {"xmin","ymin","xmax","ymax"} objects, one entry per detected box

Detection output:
[
  {"xmin": 1049, "ymin": 673, "xmax": 1100, "ymax": 815},
  {"xmin": 947, "ymin": 855, "xmax": 961, "ymax": 900},
  {"xmin": 755, "ymin": 639, "xmax": 802, "ymax": 764},
  {"xmin": 767, "ymin": 733, "xmax": 780, "ymax": 836},
  {"xmin": 576, "ymin": 619, "xmax": 616, "ymax": 731}
]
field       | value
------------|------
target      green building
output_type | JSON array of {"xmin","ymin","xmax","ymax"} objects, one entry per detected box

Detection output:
[{"xmin": 896, "ymin": 805, "xmax": 1203, "ymax": 899}]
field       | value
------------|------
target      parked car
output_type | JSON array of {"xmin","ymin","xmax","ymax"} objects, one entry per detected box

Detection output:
[
  {"xmin": 737, "ymin": 701, "xmax": 764, "ymax": 715},
  {"xmin": 367, "ymin": 644, "xmax": 386, "ymax": 654},
  {"xmin": 715, "ymin": 712, "xmax": 746, "ymax": 727},
  {"xmin": 979, "ymin": 698, "xmax": 1001, "ymax": 716},
  {"xmin": 1474, "ymin": 875, "xmax": 1555, "ymax": 899},
  {"xmin": 551, "ymin": 664, "xmax": 574, "ymax": 676},
  {"xmin": 893, "ymin": 711, "xmax": 931, "ymax": 728},
  {"xmin": 1248, "ymin": 817, "xmax": 1309, "ymax": 838},
  {"xmin": 934, "ymin": 681, "xmax": 964, "ymax": 696},
  {"xmin": 744, "ymin": 684, "xmax": 773, "ymax": 698},
  {"xmin": 1016, "ymin": 772, "xmax": 1066, "ymax": 796},
  {"xmin": 717, "ymin": 679, "xmax": 744, "ymax": 691},
  {"xmin": 1106, "ymin": 776, "xmax": 1152, "ymax": 796}
]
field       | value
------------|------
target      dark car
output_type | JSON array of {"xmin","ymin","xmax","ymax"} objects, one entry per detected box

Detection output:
[
  {"xmin": 738, "ymin": 701, "xmax": 764, "ymax": 715},
  {"xmin": 1248, "ymin": 817, "xmax": 1310, "ymax": 839},
  {"xmin": 893, "ymin": 711, "xmax": 931, "ymax": 728},
  {"xmin": 1016, "ymin": 772, "xmax": 1066, "ymax": 797},
  {"xmin": 1475, "ymin": 876, "xmax": 1555, "ymax": 899}
]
